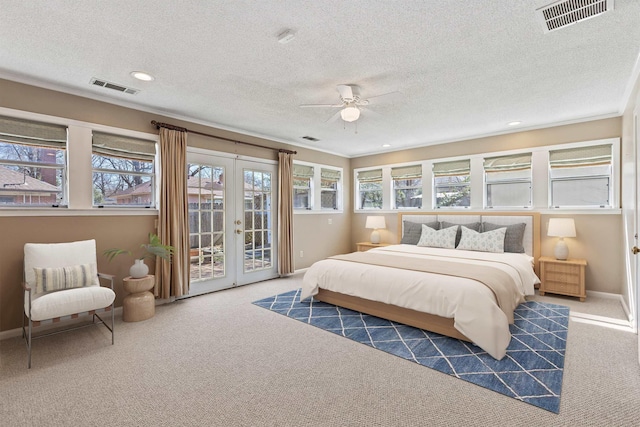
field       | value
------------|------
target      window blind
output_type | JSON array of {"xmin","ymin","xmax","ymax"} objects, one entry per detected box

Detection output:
[
  {"xmin": 357, "ymin": 169, "xmax": 383, "ymax": 182},
  {"xmin": 484, "ymin": 153, "xmax": 532, "ymax": 172},
  {"xmin": 432, "ymin": 160, "xmax": 470, "ymax": 177},
  {"xmin": 293, "ymin": 164, "xmax": 314, "ymax": 178},
  {"xmin": 320, "ymin": 168, "xmax": 341, "ymax": 181},
  {"xmin": 390, "ymin": 165, "xmax": 422, "ymax": 179},
  {"xmin": 92, "ymin": 132, "xmax": 156, "ymax": 161},
  {"xmin": 0, "ymin": 115, "xmax": 67, "ymax": 148},
  {"xmin": 549, "ymin": 144, "xmax": 611, "ymax": 168}
]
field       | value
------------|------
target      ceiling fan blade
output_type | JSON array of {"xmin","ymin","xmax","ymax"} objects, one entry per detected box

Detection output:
[
  {"xmin": 359, "ymin": 106, "xmax": 383, "ymax": 118},
  {"xmin": 362, "ymin": 90, "xmax": 402, "ymax": 103},
  {"xmin": 325, "ymin": 110, "xmax": 342, "ymax": 123},
  {"xmin": 299, "ymin": 104, "xmax": 343, "ymax": 108},
  {"xmin": 337, "ymin": 84, "xmax": 354, "ymax": 101}
]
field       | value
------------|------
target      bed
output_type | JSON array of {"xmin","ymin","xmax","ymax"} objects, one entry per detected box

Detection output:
[{"xmin": 301, "ymin": 212, "xmax": 541, "ymax": 360}]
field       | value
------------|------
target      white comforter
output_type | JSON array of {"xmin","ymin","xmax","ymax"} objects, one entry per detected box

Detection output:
[{"xmin": 301, "ymin": 244, "xmax": 540, "ymax": 360}]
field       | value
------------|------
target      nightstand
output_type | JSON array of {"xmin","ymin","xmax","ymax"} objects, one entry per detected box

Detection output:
[
  {"xmin": 356, "ymin": 242, "xmax": 391, "ymax": 252},
  {"xmin": 539, "ymin": 256, "xmax": 587, "ymax": 301}
]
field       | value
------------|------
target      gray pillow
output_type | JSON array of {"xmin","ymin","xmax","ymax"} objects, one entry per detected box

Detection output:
[
  {"xmin": 401, "ymin": 220, "xmax": 439, "ymax": 245},
  {"xmin": 482, "ymin": 222, "xmax": 526, "ymax": 253},
  {"xmin": 440, "ymin": 221, "xmax": 481, "ymax": 248}
]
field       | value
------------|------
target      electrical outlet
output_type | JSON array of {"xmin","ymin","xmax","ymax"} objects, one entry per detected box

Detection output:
[{"xmin": 300, "ymin": 250, "xmax": 304, "ymax": 258}]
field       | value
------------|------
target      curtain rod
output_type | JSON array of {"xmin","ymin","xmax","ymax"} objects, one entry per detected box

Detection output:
[{"xmin": 151, "ymin": 120, "xmax": 297, "ymax": 155}]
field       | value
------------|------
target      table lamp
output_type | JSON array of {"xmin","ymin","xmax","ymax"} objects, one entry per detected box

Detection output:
[
  {"xmin": 547, "ymin": 218, "xmax": 576, "ymax": 260},
  {"xmin": 365, "ymin": 216, "xmax": 386, "ymax": 244}
]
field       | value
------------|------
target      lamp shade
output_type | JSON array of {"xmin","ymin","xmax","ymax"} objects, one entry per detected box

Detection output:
[
  {"xmin": 340, "ymin": 106, "xmax": 360, "ymax": 122},
  {"xmin": 365, "ymin": 216, "xmax": 386, "ymax": 230},
  {"xmin": 547, "ymin": 218, "xmax": 576, "ymax": 238}
]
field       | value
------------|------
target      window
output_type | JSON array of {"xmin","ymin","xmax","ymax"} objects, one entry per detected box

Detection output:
[
  {"xmin": 357, "ymin": 169, "xmax": 383, "ymax": 209},
  {"xmin": 0, "ymin": 115, "xmax": 67, "ymax": 206},
  {"xmin": 391, "ymin": 165, "xmax": 422, "ymax": 209},
  {"xmin": 549, "ymin": 144, "xmax": 612, "ymax": 208},
  {"xmin": 92, "ymin": 132, "xmax": 156, "ymax": 207},
  {"xmin": 320, "ymin": 168, "xmax": 341, "ymax": 210},
  {"xmin": 484, "ymin": 153, "xmax": 532, "ymax": 208},
  {"xmin": 293, "ymin": 164, "xmax": 313, "ymax": 210},
  {"xmin": 433, "ymin": 160, "xmax": 470, "ymax": 208}
]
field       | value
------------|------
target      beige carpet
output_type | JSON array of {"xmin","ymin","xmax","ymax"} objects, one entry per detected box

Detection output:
[{"xmin": 1, "ymin": 272, "xmax": 639, "ymax": 426}]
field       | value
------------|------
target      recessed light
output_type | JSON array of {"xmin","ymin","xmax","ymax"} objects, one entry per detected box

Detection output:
[
  {"xmin": 382, "ymin": 144, "xmax": 391, "ymax": 148},
  {"xmin": 130, "ymin": 71, "xmax": 155, "ymax": 81},
  {"xmin": 507, "ymin": 121, "xmax": 521, "ymax": 126}
]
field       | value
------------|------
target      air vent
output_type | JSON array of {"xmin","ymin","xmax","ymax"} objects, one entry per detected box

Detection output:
[
  {"xmin": 537, "ymin": 0, "xmax": 613, "ymax": 33},
  {"xmin": 301, "ymin": 136, "xmax": 319, "ymax": 142},
  {"xmin": 90, "ymin": 78, "xmax": 139, "ymax": 95}
]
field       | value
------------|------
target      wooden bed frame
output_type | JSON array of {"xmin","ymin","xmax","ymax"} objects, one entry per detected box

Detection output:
[{"xmin": 314, "ymin": 211, "xmax": 541, "ymax": 342}]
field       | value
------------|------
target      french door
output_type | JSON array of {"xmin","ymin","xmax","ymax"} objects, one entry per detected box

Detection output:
[{"xmin": 186, "ymin": 150, "xmax": 278, "ymax": 296}]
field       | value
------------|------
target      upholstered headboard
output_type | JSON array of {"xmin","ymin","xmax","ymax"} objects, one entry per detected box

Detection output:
[{"xmin": 397, "ymin": 211, "xmax": 541, "ymax": 271}]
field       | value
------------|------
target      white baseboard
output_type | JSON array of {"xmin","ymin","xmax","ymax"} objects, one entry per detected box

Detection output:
[
  {"xmin": 570, "ymin": 315, "xmax": 635, "ymax": 333},
  {"xmin": 586, "ymin": 290, "xmax": 633, "ymax": 323}
]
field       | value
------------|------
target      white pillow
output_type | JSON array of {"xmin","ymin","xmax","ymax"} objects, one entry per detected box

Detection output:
[
  {"xmin": 417, "ymin": 224, "xmax": 457, "ymax": 249},
  {"xmin": 457, "ymin": 226, "xmax": 506, "ymax": 253}
]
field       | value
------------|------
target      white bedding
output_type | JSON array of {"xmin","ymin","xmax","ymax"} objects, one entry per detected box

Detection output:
[{"xmin": 301, "ymin": 244, "xmax": 540, "ymax": 360}]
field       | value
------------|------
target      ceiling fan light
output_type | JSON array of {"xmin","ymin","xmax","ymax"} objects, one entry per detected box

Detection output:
[{"xmin": 340, "ymin": 106, "xmax": 360, "ymax": 122}]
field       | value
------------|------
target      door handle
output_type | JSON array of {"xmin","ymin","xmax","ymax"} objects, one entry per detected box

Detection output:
[
  {"xmin": 633, "ymin": 246, "xmax": 640, "ymax": 255},
  {"xmin": 236, "ymin": 229, "xmax": 242, "ymax": 234}
]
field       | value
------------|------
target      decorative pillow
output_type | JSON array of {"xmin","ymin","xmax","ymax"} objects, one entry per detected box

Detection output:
[
  {"xmin": 33, "ymin": 263, "xmax": 97, "ymax": 294},
  {"xmin": 439, "ymin": 221, "xmax": 481, "ymax": 247},
  {"xmin": 482, "ymin": 222, "xmax": 526, "ymax": 253},
  {"xmin": 457, "ymin": 226, "xmax": 506, "ymax": 253},
  {"xmin": 417, "ymin": 224, "xmax": 458, "ymax": 249},
  {"xmin": 401, "ymin": 220, "xmax": 440, "ymax": 245}
]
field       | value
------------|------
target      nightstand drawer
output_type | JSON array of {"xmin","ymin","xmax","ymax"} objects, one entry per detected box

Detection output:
[
  {"xmin": 544, "ymin": 271, "xmax": 581, "ymax": 286},
  {"xmin": 544, "ymin": 280, "xmax": 580, "ymax": 295}
]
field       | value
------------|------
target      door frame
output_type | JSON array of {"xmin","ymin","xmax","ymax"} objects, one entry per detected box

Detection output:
[{"xmin": 185, "ymin": 147, "xmax": 278, "ymax": 295}]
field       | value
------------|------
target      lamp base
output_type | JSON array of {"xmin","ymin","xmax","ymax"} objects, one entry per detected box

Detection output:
[
  {"xmin": 554, "ymin": 238, "xmax": 569, "ymax": 260},
  {"xmin": 370, "ymin": 230, "xmax": 381, "ymax": 244}
]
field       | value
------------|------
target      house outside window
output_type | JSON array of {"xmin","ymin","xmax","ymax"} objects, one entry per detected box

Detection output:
[
  {"xmin": 320, "ymin": 168, "xmax": 341, "ymax": 210},
  {"xmin": 357, "ymin": 169, "xmax": 383, "ymax": 209},
  {"xmin": 293, "ymin": 164, "xmax": 313, "ymax": 210},
  {"xmin": 391, "ymin": 164, "xmax": 422, "ymax": 209},
  {"xmin": 484, "ymin": 153, "xmax": 532, "ymax": 208},
  {"xmin": 0, "ymin": 115, "xmax": 67, "ymax": 206},
  {"xmin": 433, "ymin": 160, "xmax": 470, "ymax": 208},
  {"xmin": 92, "ymin": 132, "xmax": 156, "ymax": 207},
  {"xmin": 549, "ymin": 144, "xmax": 612, "ymax": 208}
]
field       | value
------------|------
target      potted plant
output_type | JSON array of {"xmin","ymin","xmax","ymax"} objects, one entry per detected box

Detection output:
[{"xmin": 103, "ymin": 233, "xmax": 174, "ymax": 278}]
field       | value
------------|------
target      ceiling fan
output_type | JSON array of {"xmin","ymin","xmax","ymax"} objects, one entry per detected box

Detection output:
[{"xmin": 299, "ymin": 84, "xmax": 396, "ymax": 123}]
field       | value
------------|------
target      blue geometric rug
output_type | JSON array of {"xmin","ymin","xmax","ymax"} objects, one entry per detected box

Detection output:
[{"xmin": 253, "ymin": 289, "xmax": 569, "ymax": 413}]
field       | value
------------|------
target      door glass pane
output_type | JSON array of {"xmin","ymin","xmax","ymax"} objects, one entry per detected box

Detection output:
[
  {"xmin": 212, "ymin": 240, "xmax": 224, "ymax": 278},
  {"xmin": 243, "ymin": 168, "xmax": 273, "ymax": 273},
  {"xmin": 264, "ymin": 249, "xmax": 272, "ymax": 267},
  {"xmin": 188, "ymin": 162, "xmax": 226, "ymax": 282},
  {"xmin": 213, "ymin": 211, "xmax": 224, "ymax": 232},
  {"xmin": 244, "ymin": 211, "xmax": 252, "ymax": 230}
]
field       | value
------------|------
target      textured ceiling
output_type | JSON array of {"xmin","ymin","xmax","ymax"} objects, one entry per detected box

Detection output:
[{"xmin": 1, "ymin": 0, "xmax": 639, "ymax": 157}]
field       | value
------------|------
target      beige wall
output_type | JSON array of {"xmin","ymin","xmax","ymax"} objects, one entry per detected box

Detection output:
[
  {"xmin": 0, "ymin": 215, "xmax": 157, "ymax": 331},
  {"xmin": 0, "ymin": 77, "xmax": 631, "ymax": 333},
  {"xmin": 0, "ymin": 79, "xmax": 351, "ymax": 332},
  {"xmin": 351, "ymin": 118, "xmax": 624, "ymax": 295}
]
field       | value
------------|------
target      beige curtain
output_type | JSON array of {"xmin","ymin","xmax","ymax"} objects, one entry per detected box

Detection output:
[
  {"xmin": 155, "ymin": 128, "xmax": 190, "ymax": 298},
  {"xmin": 278, "ymin": 151, "xmax": 295, "ymax": 275}
]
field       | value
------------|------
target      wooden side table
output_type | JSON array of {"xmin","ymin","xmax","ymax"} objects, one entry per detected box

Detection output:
[
  {"xmin": 539, "ymin": 256, "xmax": 587, "ymax": 301},
  {"xmin": 356, "ymin": 242, "xmax": 391, "ymax": 252},
  {"xmin": 122, "ymin": 275, "xmax": 155, "ymax": 322}
]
